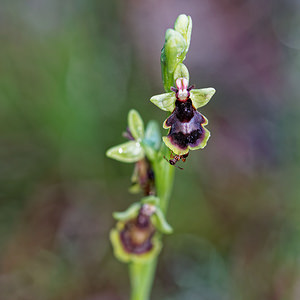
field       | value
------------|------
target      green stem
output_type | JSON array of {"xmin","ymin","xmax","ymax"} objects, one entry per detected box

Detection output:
[
  {"xmin": 129, "ymin": 145, "xmax": 175, "ymax": 300},
  {"xmin": 154, "ymin": 144, "xmax": 175, "ymax": 213},
  {"xmin": 129, "ymin": 258, "xmax": 157, "ymax": 300}
]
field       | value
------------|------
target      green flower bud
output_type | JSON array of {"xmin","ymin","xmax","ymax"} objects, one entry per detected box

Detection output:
[
  {"xmin": 174, "ymin": 14, "xmax": 192, "ymax": 56},
  {"xmin": 161, "ymin": 29, "xmax": 186, "ymax": 92},
  {"xmin": 161, "ymin": 14, "xmax": 192, "ymax": 92}
]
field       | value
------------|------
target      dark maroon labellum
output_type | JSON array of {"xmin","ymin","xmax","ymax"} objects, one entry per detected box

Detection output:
[
  {"xmin": 120, "ymin": 209, "xmax": 156, "ymax": 254},
  {"xmin": 165, "ymin": 99, "xmax": 206, "ymax": 151}
]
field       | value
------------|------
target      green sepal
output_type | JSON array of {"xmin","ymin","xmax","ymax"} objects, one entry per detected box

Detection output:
[
  {"xmin": 174, "ymin": 14, "xmax": 192, "ymax": 58},
  {"xmin": 113, "ymin": 202, "xmax": 141, "ymax": 221},
  {"xmin": 152, "ymin": 207, "xmax": 173, "ymax": 234},
  {"xmin": 110, "ymin": 225, "xmax": 162, "ymax": 263},
  {"xmin": 106, "ymin": 141, "xmax": 145, "ymax": 163},
  {"xmin": 144, "ymin": 121, "xmax": 161, "ymax": 150},
  {"xmin": 128, "ymin": 109, "xmax": 144, "ymax": 141},
  {"xmin": 164, "ymin": 29, "xmax": 187, "ymax": 71},
  {"xmin": 150, "ymin": 92, "xmax": 176, "ymax": 112},
  {"xmin": 190, "ymin": 88, "xmax": 216, "ymax": 109},
  {"xmin": 174, "ymin": 63, "xmax": 189, "ymax": 83}
]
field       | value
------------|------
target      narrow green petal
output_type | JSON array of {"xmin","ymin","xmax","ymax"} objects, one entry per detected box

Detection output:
[
  {"xmin": 150, "ymin": 92, "xmax": 176, "ymax": 112},
  {"xmin": 128, "ymin": 109, "xmax": 144, "ymax": 140},
  {"xmin": 113, "ymin": 202, "xmax": 141, "ymax": 221},
  {"xmin": 189, "ymin": 88, "xmax": 216, "ymax": 109},
  {"xmin": 106, "ymin": 141, "xmax": 145, "ymax": 163},
  {"xmin": 152, "ymin": 207, "xmax": 173, "ymax": 234}
]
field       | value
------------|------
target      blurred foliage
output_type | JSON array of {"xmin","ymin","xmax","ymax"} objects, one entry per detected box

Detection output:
[{"xmin": 0, "ymin": 0, "xmax": 300, "ymax": 299}]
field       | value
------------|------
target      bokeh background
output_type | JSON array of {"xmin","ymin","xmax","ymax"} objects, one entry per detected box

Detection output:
[{"xmin": 1, "ymin": 0, "xmax": 300, "ymax": 299}]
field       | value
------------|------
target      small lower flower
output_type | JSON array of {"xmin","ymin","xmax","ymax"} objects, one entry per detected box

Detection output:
[{"xmin": 110, "ymin": 197, "xmax": 172, "ymax": 263}]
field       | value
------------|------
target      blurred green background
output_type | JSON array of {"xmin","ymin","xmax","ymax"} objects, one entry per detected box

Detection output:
[{"xmin": 1, "ymin": 0, "xmax": 300, "ymax": 299}]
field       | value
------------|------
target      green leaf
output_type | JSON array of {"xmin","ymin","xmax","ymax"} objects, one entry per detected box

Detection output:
[
  {"xmin": 189, "ymin": 88, "xmax": 216, "ymax": 109},
  {"xmin": 128, "ymin": 109, "xmax": 144, "ymax": 140},
  {"xmin": 152, "ymin": 207, "xmax": 173, "ymax": 234},
  {"xmin": 106, "ymin": 141, "xmax": 145, "ymax": 163},
  {"xmin": 174, "ymin": 14, "xmax": 192, "ymax": 57},
  {"xmin": 174, "ymin": 63, "xmax": 189, "ymax": 83},
  {"xmin": 144, "ymin": 121, "xmax": 161, "ymax": 150},
  {"xmin": 150, "ymin": 92, "xmax": 176, "ymax": 112},
  {"xmin": 113, "ymin": 202, "xmax": 141, "ymax": 221}
]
